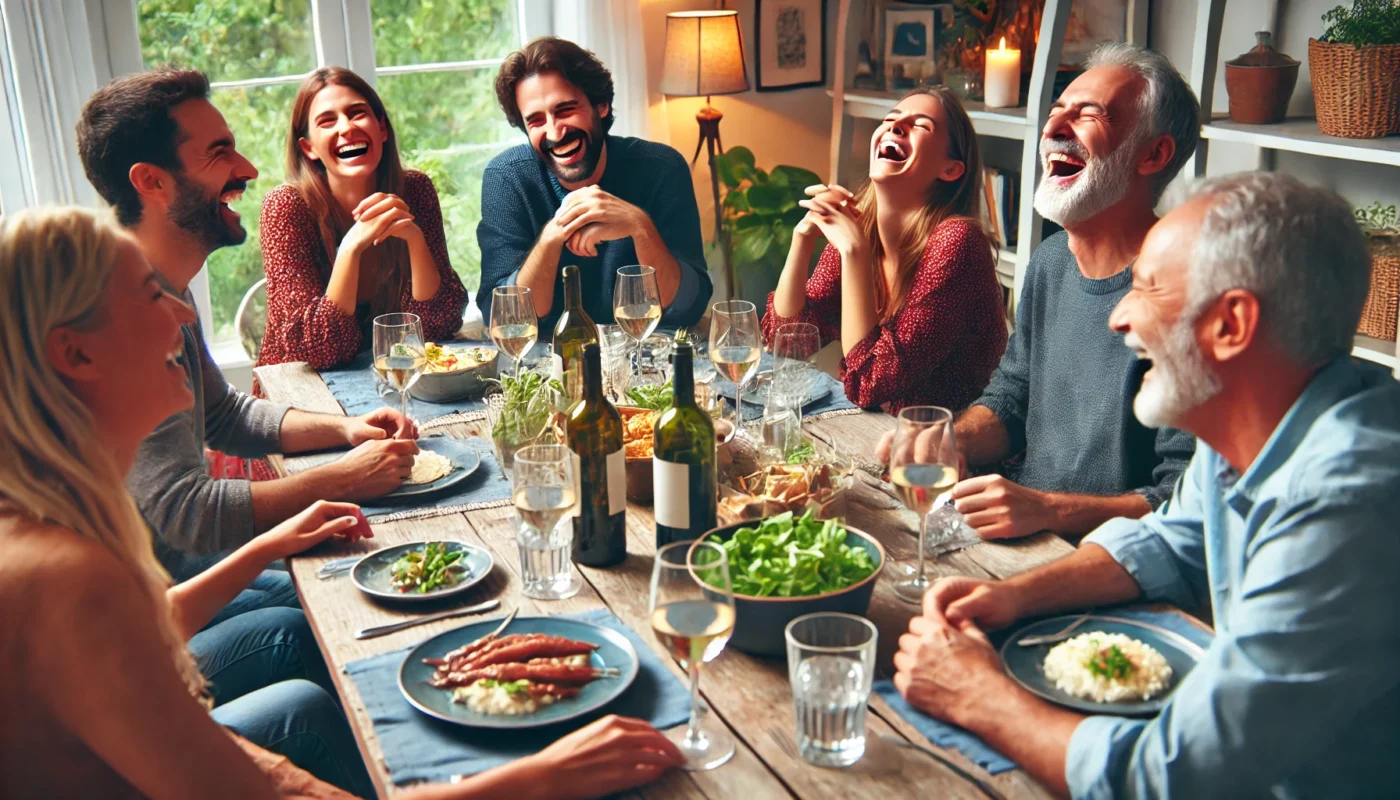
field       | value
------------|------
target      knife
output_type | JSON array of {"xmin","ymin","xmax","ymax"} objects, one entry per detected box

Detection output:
[{"xmin": 354, "ymin": 599, "xmax": 501, "ymax": 640}]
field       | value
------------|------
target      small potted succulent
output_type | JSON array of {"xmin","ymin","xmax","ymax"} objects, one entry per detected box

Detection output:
[{"xmin": 1309, "ymin": 0, "xmax": 1400, "ymax": 138}]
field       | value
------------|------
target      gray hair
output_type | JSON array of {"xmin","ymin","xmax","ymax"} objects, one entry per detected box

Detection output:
[
  {"xmin": 1085, "ymin": 42, "xmax": 1200, "ymax": 202},
  {"xmin": 1186, "ymin": 172, "xmax": 1371, "ymax": 367}
]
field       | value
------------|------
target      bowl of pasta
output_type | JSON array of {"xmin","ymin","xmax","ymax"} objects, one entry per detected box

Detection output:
[{"xmin": 411, "ymin": 343, "xmax": 499, "ymax": 403}]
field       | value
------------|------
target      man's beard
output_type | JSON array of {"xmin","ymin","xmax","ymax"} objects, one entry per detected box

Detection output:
[
  {"xmin": 1034, "ymin": 133, "xmax": 1141, "ymax": 227},
  {"xmin": 1128, "ymin": 318, "xmax": 1222, "ymax": 429},
  {"xmin": 168, "ymin": 173, "xmax": 247, "ymax": 254},
  {"xmin": 538, "ymin": 116, "xmax": 606, "ymax": 184}
]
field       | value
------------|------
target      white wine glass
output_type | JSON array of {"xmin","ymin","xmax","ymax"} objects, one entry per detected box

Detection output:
[
  {"xmin": 372, "ymin": 312, "xmax": 425, "ymax": 422},
  {"xmin": 709, "ymin": 300, "xmax": 761, "ymax": 429},
  {"xmin": 889, "ymin": 406, "xmax": 958, "ymax": 604},
  {"xmin": 612, "ymin": 265, "xmax": 662, "ymax": 380},
  {"xmin": 512, "ymin": 443, "xmax": 581, "ymax": 600},
  {"xmin": 650, "ymin": 540, "xmax": 736, "ymax": 771},
  {"xmin": 490, "ymin": 286, "xmax": 538, "ymax": 378}
]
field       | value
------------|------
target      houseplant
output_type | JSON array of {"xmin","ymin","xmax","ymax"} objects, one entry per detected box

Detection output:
[
  {"xmin": 1355, "ymin": 201, "xmax": 1399, "ymax": 342},
  {"xmin": 1309, "ymin": 0, "xmax": 1400, "ymax": 138},
  {"xmin": 713, "ymin": 146, "xmax": 822, "ymax": 307}
]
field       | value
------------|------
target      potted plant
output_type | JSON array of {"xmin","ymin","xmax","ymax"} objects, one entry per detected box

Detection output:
[
  {"xmin": 1309, "ymin": 0, "xmax": 1400, "ymax": 138},
  {"xmin": 1355, "ymin": 201, "xmax": 1400, "ymax": 342},
  {"xmin": 713, "ymin": 146, "xmax": 822, "ymax": 308}
]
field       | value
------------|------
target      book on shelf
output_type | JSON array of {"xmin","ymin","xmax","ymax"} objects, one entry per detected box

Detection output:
[{"xmin": 981, "ymin": 168, "xmax": 1020, "ymax": 249}]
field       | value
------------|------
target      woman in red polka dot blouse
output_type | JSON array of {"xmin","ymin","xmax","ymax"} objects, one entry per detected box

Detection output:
[
  {"xmin": 763, "ymin": 86, "xmax": 1007, "ymax": 414},
  {"xmin": 256, "ymin": 67, "xmax": 466, "ymax": 371}
]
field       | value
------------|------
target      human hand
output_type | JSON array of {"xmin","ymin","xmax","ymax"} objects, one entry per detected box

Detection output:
[
  {"xmin": 925, "ymin": 576, "xmax": 1023, "ymax": 631},
  {"xmin": 798, "ymin": 183, "xmax": 860, "ymax": 237},
  {"xmin": 344, "ymin": 407, "xmax": 419, "ymax": 445},
  {"xmin": 554, "ymin": 186, "xmax": 646, "ymax": 256},
  {"xmin": 797, "ymin": 194, "xmax": 866, "ymax": 257},
  {"xmin": 951, "ymin": 475, "xmax": 1058, "ymax": 540},
  {"xmin": 323, "ymin": 438, "xmax": 419, "ymax": 501},
  {"xmin": 344, "ymin": 192, "xmax": 422, "ymax": 252},
  {"xmin": 255, "ymin": 500, "xmax": 373, "ymax": 561},
  {"xmin": 893, "ymin": 610, "xmax": 1012, "ymax": 727},
  {"xmin": 513, "ymin": 715, "xmax": 684, "ymax": 800}
]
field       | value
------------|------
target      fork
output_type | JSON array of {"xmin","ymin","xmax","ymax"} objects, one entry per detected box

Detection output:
[
  {"xmin": 1016, "ymin": 612, "xmax": 1093, "ymax": 648},
  {"xmin": 878, "ymin": 734, "xmax": 1006, "ymax": 800}
]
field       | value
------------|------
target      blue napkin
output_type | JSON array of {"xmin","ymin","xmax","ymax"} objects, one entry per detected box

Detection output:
[
  {"xmin": 711, "ymin": 352, "xmax": 859, "ymax": 422},
  {"xmin": 353, "ymin": 437, "xmax": 512, "ymax": 521},
  {"xmin": 319, "ymin": 346, "xmax": 499, "ymax": 422},
  {"xmin": 343, "ymin": 607, "xmax": 693, "ymax": 785},
  {"xmin": 873, "ymin": 608, "xmax": 1214, "ymax": 775}
]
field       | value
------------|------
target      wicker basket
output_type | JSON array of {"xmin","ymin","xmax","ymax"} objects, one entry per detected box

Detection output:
[
  {"xmin": 1308, "ymin": 38, "xmax": 1400, "ymax": 138},
  {"xmin": 1359, "ymin": 235, "xmax": 1400, "ymax": 341}
]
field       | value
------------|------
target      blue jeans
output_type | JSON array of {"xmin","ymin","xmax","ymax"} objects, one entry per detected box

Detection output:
[
  {"xmin": 211, "ymin": 679, "xmax": 375, "ymax": 798},
  {"xmin": 189, "ymin": 606, "xmax": 335, "ymax": 705},
  {"xmin": 173, "ymin": 550, "xmax": 301, "ymax": 629}
]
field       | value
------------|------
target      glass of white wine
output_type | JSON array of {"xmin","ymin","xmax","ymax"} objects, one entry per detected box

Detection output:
[
  {"xmin": 650, "ymin": 540, "xmax": 736, "ymax": 771},
  {"xmin": 490, "ymin": 285, "xmax": 538, "ymax": 378},
  {"xmin": 708, "ymin": 300, "xmax": 761, "ymax": 429},
  {"xmin": 372, "ymin": 312, "xmax": 426, "ymax": 422},
  {"xmin": 889, "ymin": 406, "xmax": 958, "ymax": 604},
  {"xmin": 612, "ymin": 265, "xmax": 662, "ymax": 381},
  {"xmin": 512, "ymin": 443, "xmax": 581, "ymax": 600}
]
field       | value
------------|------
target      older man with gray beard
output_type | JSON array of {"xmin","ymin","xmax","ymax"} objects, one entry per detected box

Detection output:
[
  {"xmin": 893, "ymin": 171, "xmax": 1400, "ymax": 799},
  {"xmin": 942, "ymin": 42, "xmax": 1199, "ymax": 541}
]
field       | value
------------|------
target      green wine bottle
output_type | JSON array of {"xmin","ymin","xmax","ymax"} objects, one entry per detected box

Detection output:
[
  {"xmin": 651, "ymin": 341, "xmax": 717, "ymax": 546},
  {"xmin": 566, "ymin": 342, "xmax": 627, "ymax": 566},
  {"xmin": 554, "ymin": 264, "xmax": 598, "ymax": 405}
]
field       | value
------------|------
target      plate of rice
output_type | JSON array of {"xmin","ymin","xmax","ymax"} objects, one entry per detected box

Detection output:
[{"xmin": 1000, "ymin": 615, "xmax": 1207, "ymax": 716}]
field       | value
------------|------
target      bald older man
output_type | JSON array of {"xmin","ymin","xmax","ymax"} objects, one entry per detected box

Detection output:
[{"xmin": 894, "ymin": 172, "xmax": 1400, "ymax": 798}]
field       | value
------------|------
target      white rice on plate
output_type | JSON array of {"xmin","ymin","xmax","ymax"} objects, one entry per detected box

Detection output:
[
  {"xmin": 1042, "ymin": 632, "xmax": 1173, "ymax": 703},
  {"xmin": 406, "ymin": 449, "xmax": 455, "ymax": 485}
]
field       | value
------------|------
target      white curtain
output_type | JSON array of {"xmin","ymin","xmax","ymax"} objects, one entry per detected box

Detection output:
[{"xmin": 551, "ymin": 0, "xmax": 650, "ymax": 140}]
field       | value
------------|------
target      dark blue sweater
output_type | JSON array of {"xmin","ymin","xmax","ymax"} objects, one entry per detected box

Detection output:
[{"xmin": 475, "ymin": 135, "xmax": 712, "ymax": 333}]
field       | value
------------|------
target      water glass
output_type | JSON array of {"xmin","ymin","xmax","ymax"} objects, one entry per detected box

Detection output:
[
  {"xmin": 597, "ymin": 324, "xmax": 633, "ymax": 402},
  {"xmin": 785, "ymin": 613, "xmax": 878, "ymax": 768},
  {"xmin": 758, "ymin": 373, "xmax": 803, "ymax": 463},
  {"xmin": 512, "ymin": 444, "xmax": 581, "ymax": 600},
  {"xmin": 635, "ymin": 333, "xmax": 674, "ymax": 388}
]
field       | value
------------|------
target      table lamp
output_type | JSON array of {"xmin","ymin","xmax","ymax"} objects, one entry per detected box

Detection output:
[{"xmin": 660, "ymin": 9, "xmax": 749, "ymax": 298}]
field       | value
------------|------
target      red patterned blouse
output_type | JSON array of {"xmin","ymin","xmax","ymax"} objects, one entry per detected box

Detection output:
[
  {"xmin": 762, "ymin": 218, "xmax": 1007, "ymax": 414},
  {"xmin": 255, "ymin": 170, "xmax": 467, "ymax": 370}
]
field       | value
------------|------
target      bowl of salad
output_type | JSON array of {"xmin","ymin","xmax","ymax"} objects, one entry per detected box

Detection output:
[
  {"xmin": 691, "ymin": 510, "xmax": 884, "ymax": 656},
  {"xmin": 411, "ymin": 343, "xmax": 498, "ymax": 403}
]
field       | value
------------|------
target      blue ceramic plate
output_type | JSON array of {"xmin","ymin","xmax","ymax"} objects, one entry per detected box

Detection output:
[
  {"xmin": 351, "ymin": 540, "xmax": 493, "ymax": 603},
  {"xmin": 385, "ymin": 437, "xmax": 482, "ymax": 499},
  {"xmin": 398, "ymin": 616, "xmax": 640, "ymax": 729},
  {"xmin": 715, "ymin": 369, "xmax": 832, "ymax": 409},
  {"xmin": 1000, "ymin": 615, "xmax": 1207, "ymax": 716}
]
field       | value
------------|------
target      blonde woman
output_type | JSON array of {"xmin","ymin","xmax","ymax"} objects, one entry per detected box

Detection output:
[{"xmin": 0, "ymin": 207, "xmax": 682, "ymax": 798}]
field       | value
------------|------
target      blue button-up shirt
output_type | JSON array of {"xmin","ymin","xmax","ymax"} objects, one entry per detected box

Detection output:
[{"xmin": 1068, "ymin": 358, "xmax": 1400, "ymax": 799}]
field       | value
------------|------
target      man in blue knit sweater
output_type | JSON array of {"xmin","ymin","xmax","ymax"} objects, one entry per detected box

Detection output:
[{"xmin": 477, "ymin": 37, "xmax": 712, "ymax": 331}]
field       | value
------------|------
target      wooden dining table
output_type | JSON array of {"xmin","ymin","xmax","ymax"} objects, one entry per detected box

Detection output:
[{"xmin": 256, "ymin": 361, "xmax": 1083, "ymax": 800}]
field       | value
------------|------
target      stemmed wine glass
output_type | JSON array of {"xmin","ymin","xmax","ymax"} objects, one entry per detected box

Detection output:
[
  {"xmin": 650, "ymin": 540, "xmax": 736, "ymax": 771},
  {"xmin": 709, "ymin": 300, "xmax": 761, "ymax": 428},
  {"xmin": 490, "ymin": 286, "xmax": 538, "ymax": 377},
  {"xmin": 512, "ymin": 444, "xmax": 580, "ymax": 600},
  {"xmin": 612, "ymin": 265, "xmax": 662, "ymax": 380},
  {"xmin": 372, "ymin": 312, "xmax": 425, "ymax": 422},
  {"xmin": 888, "ymin": 406, "xmax": 958, "ymax": 604}
]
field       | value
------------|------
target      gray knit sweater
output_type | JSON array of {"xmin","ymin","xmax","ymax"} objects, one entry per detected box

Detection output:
[{"xmin": 973, "ymin": 232, "xmax": 1194, "ymax": 507}]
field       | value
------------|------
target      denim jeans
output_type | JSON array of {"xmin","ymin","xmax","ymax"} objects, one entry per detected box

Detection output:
[
  {"xmin": 211, "ymin": 679, "xmax": 375, "ymax": 798},
  {"xmin": 172, "ymin": 550, "xmax": 301, "ymax": 629},
  {"xmin": 189, "ymin": 605, "xmax": 335, "ymax": 705}
]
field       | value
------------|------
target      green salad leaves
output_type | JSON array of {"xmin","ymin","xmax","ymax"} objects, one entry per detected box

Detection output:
[
  {"xmin": 705, "ymin": 511, "xmax": 877, "ymax": 597},
  {"xmin": 625, "ymin": 380, "xmax": 673, "ymax": 413}
]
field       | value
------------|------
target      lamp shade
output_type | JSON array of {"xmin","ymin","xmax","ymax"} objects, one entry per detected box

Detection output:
[{"xmin": 660, "ymin": 10, "xmax": 750, "ymax": 97}]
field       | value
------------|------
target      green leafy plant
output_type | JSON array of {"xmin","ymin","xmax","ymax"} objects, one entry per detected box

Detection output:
[
  {"xmin": 713, "ymin": 146, "xmax": 823, "ymax": 273},
  {"xmin": 1321, "ymin": 0, "xmax": 1400, "ymax": 46},
  {"xmin": 1356, "ymin": 201, "xmax": 1400, "ymax": 234}
]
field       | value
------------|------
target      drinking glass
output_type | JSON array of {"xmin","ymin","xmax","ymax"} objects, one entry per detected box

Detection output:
[
  {"xmin": 888, "ymin": 406, "xmax": 958, "ymax": 604},
  {"xmin": 773, "ymin": 322, "xmax": 822, "ymax": 414},
  {"xmin": 785, "ymin": 613, "xmax": 878, "ymax": 767},
  {"xmin": 372, "ymin": 313, "xmax": 425, "ymax": 422},
  {"xmin": 650, "ymin": 541, "xmax": 736, "ymax": 771},
  {"xmin": 490, "ymin": 286, "xmax": 538, "ymax": 377},
  {"xmin": 512, "ymin": 444, "xmax": 580, "ymax": 600},
  {"xmin": 613, "ymin": 265, "xmax": 662, "ymax": 380},
  {"xmin": 709, "ymin": 300, "xmax": 761, "ymax": 428},
  {"xmin": 635, "ymin": 333, "xmax": 674, "ymax": 389},
  {"xmin": 597, "ymin": 323, "xmax": 633, "ymax": 402}
]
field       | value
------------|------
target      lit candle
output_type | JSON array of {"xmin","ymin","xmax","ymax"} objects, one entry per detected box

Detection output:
[{"xmin": 984, "ymin": 37, "xmax": 1021, "ymax": 109}]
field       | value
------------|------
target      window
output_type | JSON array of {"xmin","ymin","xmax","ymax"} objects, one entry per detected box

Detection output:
[{"xmin": 132, "ymin": 0, "xmax": 531, "ymax": 341}]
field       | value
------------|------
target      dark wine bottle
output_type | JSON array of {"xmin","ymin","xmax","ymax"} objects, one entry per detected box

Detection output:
[
  {"xmin": 651, "ymin": 341, "xmax": 717, "ymax": 546},
  {"xmin": 565, "ymin": 342, "xmax": 627, "ymax": 566},
  {"xmin": 554, "ymin": 264, "xmax": 598, "ymax": 405}
]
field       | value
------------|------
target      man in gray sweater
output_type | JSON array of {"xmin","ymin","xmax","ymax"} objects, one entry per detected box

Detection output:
[
  {"xmin": 948, "ymin": 44, "xmax": 1198, "ymax": 540},
  {"xmin": 77, "ymin": 69, "xmax": 420, "ymax": 595}
]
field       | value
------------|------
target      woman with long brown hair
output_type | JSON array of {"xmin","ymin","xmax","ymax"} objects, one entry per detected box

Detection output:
[
  {"xmin": 763, "ymin": 86, "xmax": 1007, "ymax": 412},
  {"xmin": 257, "ymin": 67, "xmax": 467, "ymax": 370}
]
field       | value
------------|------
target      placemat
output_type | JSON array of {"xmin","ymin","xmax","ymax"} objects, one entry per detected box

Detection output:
[
  {"xmin": 318, "ymin": 346, "xmax": 499, "ymax": 427},
  {"xmin": 343, "ymin": 607, "xmax": 692, "ymax": 786}
]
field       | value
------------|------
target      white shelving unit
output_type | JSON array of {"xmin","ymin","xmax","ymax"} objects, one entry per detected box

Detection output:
[{"xmin": 1187, "ymin": 0, "xmax": 1400, "ymax": 378}]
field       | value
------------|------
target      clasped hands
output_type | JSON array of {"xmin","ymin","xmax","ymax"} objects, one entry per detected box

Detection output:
[
  {"xmin": 549, "ymin": 185, "xmax": 648, "ymax": 257},
  {"xmin": 795, "ymin": 183, "xmax": 867, "ymax": 258}
]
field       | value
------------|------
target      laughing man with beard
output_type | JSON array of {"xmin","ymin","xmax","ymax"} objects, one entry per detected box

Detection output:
[{"xmin": 478, "ymin": 37, "xmax": 711, "ymax": 330}]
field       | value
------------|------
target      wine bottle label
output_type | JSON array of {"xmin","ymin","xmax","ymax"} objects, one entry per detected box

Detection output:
[
  {"xmin": 607, "ymin": 447, "xmax": 626, "ymax": 516},
  {"xmin": 653, "ymin": 458, "xmax": 690, "ymax": 528}
]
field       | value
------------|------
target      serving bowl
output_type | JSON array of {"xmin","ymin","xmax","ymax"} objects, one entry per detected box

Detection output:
[
  {"xmin": 691, "ymin": 519, "xmax": 885, "ymax": 657},
  {"xmin": 619, "ymin": 407, "xmax": 746, "ymax": 505},
  {"xmin": 410, "ymin": 346, "xmax": 498, "ymax": 403}
]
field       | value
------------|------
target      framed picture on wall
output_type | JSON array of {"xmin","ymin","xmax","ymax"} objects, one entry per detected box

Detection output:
[
  {"xmin": 755, "ymin": 0, "xmax": 827, "ymax": 91},
  {"xmin": 883, "ymin": 5, "xmax": 943, "ymax": 91}
]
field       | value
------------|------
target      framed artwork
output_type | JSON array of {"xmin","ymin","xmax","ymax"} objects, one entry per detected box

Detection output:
[
  {"xmin": 755, "ymin": 0, "xmax": 827, "ymax": 91},
  {"xmin": 883, "ymin": 4, "xmax": 947, "ymax": 91}
]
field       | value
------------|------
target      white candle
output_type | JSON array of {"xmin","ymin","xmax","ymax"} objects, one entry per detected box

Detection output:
[{"xmin": 984, "ymin": 37, "xmax": 1021, "ymax": 109}]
